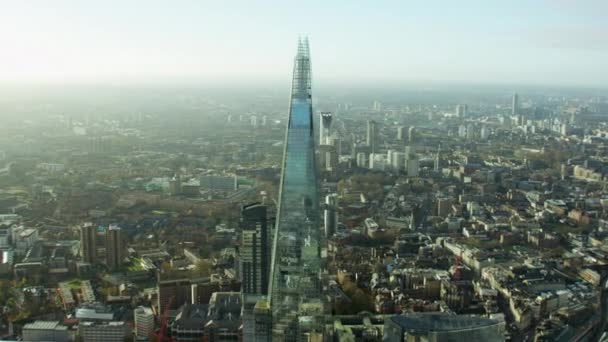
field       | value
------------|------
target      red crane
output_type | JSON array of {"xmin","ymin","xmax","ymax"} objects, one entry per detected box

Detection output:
[
  {"xmin": 453, "ymin": 251, "xmax": 463, "ymax": 281},
  {"xmin": 154, "ymin": 296, "xmax": 175, "ymax": 342}
]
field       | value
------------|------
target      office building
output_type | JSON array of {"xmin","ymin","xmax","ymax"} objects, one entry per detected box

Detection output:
[
  {"xmin": 0, "ymin": 226, "xmax": 9, "ymax": 248},
  {"xmin": 199, "ymin": 174, "xmax": 238, "ymax": 191},
  {"xmin": 397, "ymin": 126, "xmax": 405, "ymax": 141},
  {"xmin": 105, "ymin": 225, "xmax": 123, "ymax": 271},
  {"xmin": 408, "ymin": 126, "xmax": 416, "ymax": 144},
  {"xmin": 269, "ymin": 38, "xmax": 324, "ymax": 336},
  {"xmin": 319, "ymin": 111, "xmax": 333, "ymax": 146},
  {"xmin": 253, "ymin": 298, "xmax": 272, "ymax": 341},
  {"xmin": 356, "ymin": 152, "xmax": 368, "ymax": 168},
  {"xmin": 480, "ymin": 125, "xmax": 489, "ymax": 140},
  {"xmin": 383, "ymin": 313, "xmax": 505, "ymax": 341},
  {"xmin": 512, "ymin": 93, "xmax": 519, "ymax": 115},
  {"xmin": 456, "ymin": 104, "xmax": 468, "ymax": 117},
  {"xmin": 240, "ymin": 203, "xmax": 269, "ymax": 295},
  {"xmin": 78, "ymin": 321, "xmax": 130, "ymax": 342},
  {"xmin": 134, "ymin": 306, "xmax": 155, "ymax": 338},
  {"xmin": 367, "ymin": 120, "xmax": 378, "ymax": 153},
  {"xmin": 324, "ymin": 194, "xmax": 339, "ymax": 238},
  {"xmin": 170, "ymin": 304, "xmax": 208, "ymax": 341},
  {"xmin": 392, "ymin": 152, "xmax": 406, "ymax": 172},
  {"xmin": 158, "ymin": 277, "xmax": 192, "ymax": 311},
  {"xmin": 22, "ymin": 321, "xmax": 69, "ymax": 342},
  {"xmin": 407, "ymin": 158, "xmax": 419, "ymax": 177},
  {"xmin": 80, "ymin": 222, "xmax": 97, "ymax": 264}
]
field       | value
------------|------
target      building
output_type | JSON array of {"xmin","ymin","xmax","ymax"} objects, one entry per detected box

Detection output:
[
  {"xmin": 78, "ymin": 321, "xmax": 130, "ymax": 342},
  {"xmin": 0, "ymin": 226, "xmax": 9, "ymax": 247},
  {"xmin": 75, "ymin": 303, "xmax": 115, "ymax": 321},
  {"xmin": 80, "ymin": 222, "xmax": 97, "ymax": 264},
  {"xmin": 0, "ymin": 248, "xmax": 13, "ymax": 274},
  {"xmin": 319, "ymin": 112, "xmax": 333, "ymax": 145},
  {"xmin": 480, "ymin": 125, "xmax": 489, "ymax": 140},
  {"xmin": 158, "ymin": 277, "xmax": 192, "ymax": 311},
  {"xmin": 134, "ymin": 306, "xmax": 155, "ymax": 339},
  {"xmin": 383, "ymin": 313, "xmax": 505, "ymax": 341},
  {"xmin": 324, "ymin": 194, "xmax": 339, "ymax": 238},
  {"xmin": 407, "ymin": 158, "xmax": 419, "ymax": 177},
  {"xmin": 269, "ymin": 38, "xmax": 324, "ymax": 336},
  {"xmin": 456, "ymin": 104, "xmax": 468, "ymax": 117},
  {"xmin": 356, "ymin": 152, "xmax": 368, "ymax": 168},
  {"xmin": 512, "ymin": 93, "xmax": 519, "ymax": 115},
  {"xmin": 171, "ymin": 304, "xmax": 208, "ymax": 341},
  {"xmin": 253, "ymin": 298, "xmax": 272, "ymax": 341},
  {"xmin": 105, "ymin": 225, "xmax": 123, "ymax": 270},
  {"xmin": 199, "ymin": 175, "xmax": 237, "ymax": 191},
  {"xmin": 22, "ymin": 321, "xmax": 69, "ymax": 342},
  {"xmin": 14, "ymin": 227, "xmax": 38, "ymax": 255},
  {"xmin": 204, "ymin": 292, "xmax": 242, "ymax": 341},
  {"xmin": 240, "ymin": 203, "xmax": 269, "ymax": 295},
  {"xmin": 392, "ymin": 152, "xmax": 406, "ymax": 172},
  {"xmin": 367, "ymin": 120, "xmax": 378, "ymax": 154},
  {"xmin": 397, "ymin": 126, "xmax": 405, "ymax": 141},
  {"xmin": 408, "ymin": 126, "xmax": 416, "ymax": 144}
]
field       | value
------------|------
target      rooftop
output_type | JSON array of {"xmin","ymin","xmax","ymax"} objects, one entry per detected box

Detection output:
[{"xmin": 389, "ymin": 313, "xmax": 502, "ymax": 332}]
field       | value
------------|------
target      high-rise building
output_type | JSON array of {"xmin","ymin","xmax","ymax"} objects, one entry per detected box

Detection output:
[
  {"xmin": 367, "ymin": 120, "xmax": 378, "ymax": 153},
  {"xmin": 372, "ymin": 100, "xmax": 382, "ymax": 111},
  {"xmin": 458, "ymin": 125, "xmax": 467, "ymax": 138},
  {"xmin": 80, "ymin": 223, "xmax": 97, "ymax": 264},
  {"xmin": 407, "ymin": 158, "xmax": 419, "ymax": 177},
  {"xmin": 408, "ymin": 126, "xmax": 416, "ymax": 144},
  {"xmin": 133, "ymin": 306, "xmax": 154, "ymax": 338},
  {"xmin": 268, "ymin": 38, "xmax": 324, "ymax": 338},
  {"xmin": 434, "ymin": 145, "xmax": 441, "ymax": 172},
  {"xmin": 319, "ymin": 112, "xmax": 333, "ymax": 145},
  {"xmin": 397, "ymin": 126, "xmax": 405, "ymax": 141},
  {"xmin": 480, "ymin": 125, "xmax": 489, "ymax": 140},
  {"xmin": 356, "ymin": 152, "xmax": 368, "ymax": 168},
  {"xmin": 105, "ymin": 225, "xmax": 123, "ymax": 271},
  {"xmin": 253, "ymin": 298, "xmax": 272, "ymax": 341},
  {"xmin": 456, "ymin": 104, "xmax": 468, "ymax": 117},
  {"xmin": 392, "ymin": 152, "xmax": 406, "ymax": 172},
  {"xmin": 512, "ymin": 93, "xmax": 519, "ymax": 115},
  {"xmin": 324, "ymin": 194, "xmax": 339, "ymax": 238},
  {"xmin": 240, "ymin": 203, "xmax": 269, "ymax": 295}
]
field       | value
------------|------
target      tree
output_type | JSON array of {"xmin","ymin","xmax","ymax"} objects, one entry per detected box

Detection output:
[{"xmin": 193, "ymin": 260, "xmax": 213, "ymax": 277}]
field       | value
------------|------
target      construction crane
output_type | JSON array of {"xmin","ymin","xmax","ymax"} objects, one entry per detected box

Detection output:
[
  {"xmin": 452, "ymin": 251, "xmax": 464, "ymax": 281},
  {"xmin": 154, "ymin": 296, "xmax": 175, "ymax": 342}
]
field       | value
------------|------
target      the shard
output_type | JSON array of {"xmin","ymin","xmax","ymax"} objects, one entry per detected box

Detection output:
[{"xmin": 268, "ymin": 38, "xmax": 324, "ymax": 340}]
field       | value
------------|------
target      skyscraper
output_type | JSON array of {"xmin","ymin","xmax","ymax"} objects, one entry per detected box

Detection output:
[
  {"xmin": 105, "ymin": 225, "xmax": 123, "ymax": 271},
  {"xmin": 456, "ymin": 104, "xmax": 468, "ymax": 117},
  {"xmin": 240, "ymin": 203, "xmax": 269, "ymax": 295},
  {"xmin": 408, "ymin": 126, "xmax": 416, "ymax": 144},
  {"xmin": 319, "ymin": 112, "xmax": 332, "ymax": 146},
  {"xmin": 512, "ymin": 93, "xmax": 519, "ymax": 115},
  {"xmin": 324, "ymin": 194, "xmax": 339, "ymax": 238},
  {"xmin": 268, "ymin": 38, "xmax": 324, "ymax": 338},
  {"xmin": 367, "ymin": 120, "xmax": 378, "ymax": 153},
  {"xmin": 80, "ymin": 223, "xmax": 96, "ymax": 264},
  {"xmin": 397, "ymin": 126, "xmax": 405, "ymax": 141}
]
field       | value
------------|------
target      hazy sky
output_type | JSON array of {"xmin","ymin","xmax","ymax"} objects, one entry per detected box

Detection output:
[{"xmin": 1, "ymin": 0, "xmax": 607, "ymax": 86}]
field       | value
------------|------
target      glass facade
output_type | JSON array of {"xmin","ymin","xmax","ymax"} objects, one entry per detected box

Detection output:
[{"xmin": 268, "ymin": 38, "xmax": 323, "ymax": 330}]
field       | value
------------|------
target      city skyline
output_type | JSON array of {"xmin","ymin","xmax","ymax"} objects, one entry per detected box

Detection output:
[{"xmin": 1, "ymin": 0, "xmax": 607, "ymax": 86}]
